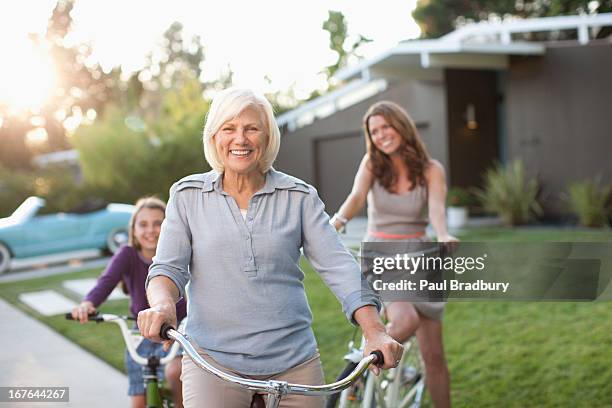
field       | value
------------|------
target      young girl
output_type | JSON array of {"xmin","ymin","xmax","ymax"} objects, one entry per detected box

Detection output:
[{"xmin": 71, "ymin": 197, "xmax": 186, "ymax": 408}]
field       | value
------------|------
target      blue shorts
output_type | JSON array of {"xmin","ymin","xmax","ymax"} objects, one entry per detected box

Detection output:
[{"xmin": 125, "ymin": 339, "xmax": 177, "ymax": 396}]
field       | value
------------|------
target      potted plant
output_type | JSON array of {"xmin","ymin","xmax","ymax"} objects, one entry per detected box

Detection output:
[
  {"xmin": 474, "ymin": 160, "xmax": 542, "ymax": 226},
  {"xmin": 566, "ymin": 177, "xmax": 611, "ymax": 228},
  {"xmin": 446, "ymin": 187, "xmax": 471, "ymax": 228}
]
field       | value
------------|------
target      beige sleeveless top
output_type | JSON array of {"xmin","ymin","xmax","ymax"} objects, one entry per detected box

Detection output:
[{"xmin": 366, "ymin": 180, "xmax": 428, "ymax": 237}]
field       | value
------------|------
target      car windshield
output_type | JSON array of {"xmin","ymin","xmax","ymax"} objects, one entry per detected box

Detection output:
[{"xmin": 10, "ymin": 197, "xmax": 45, "ymax": 222}]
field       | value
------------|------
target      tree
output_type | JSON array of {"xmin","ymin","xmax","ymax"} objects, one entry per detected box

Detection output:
[
  {"xmin": 413, "ymin": 0, "xmax": 612, "ymax": 39},
  {"xmin": 322, "ymin": 10, "xmax": 372, "ymax": 78},
  {"xmin": 1, "ymin": 3, "xmax": 227, "ymax": 211},
  {"xmin": 149, "ymin": 75, "xmax": 211, "ymax": 196},
  {"xmin": 39, "ymin": 0, "xmax": 120, "ymax": 149},
  {"xmin": 0, "ymin": 0, "xmax": 121, "ymax": 171},
  {"xmin": 128, "ymin": 22, "xmax": 209, "ymax": 121}
]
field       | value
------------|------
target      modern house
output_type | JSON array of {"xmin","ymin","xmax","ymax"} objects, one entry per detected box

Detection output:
[{"xmin": 274, "ymin": 13, "xmax": 612, "ymax": 216}]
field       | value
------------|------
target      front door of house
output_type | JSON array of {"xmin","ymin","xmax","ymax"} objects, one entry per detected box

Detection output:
[{"xmin": 445, "ymin": 69, "xmax": 502, "ymax": 190}]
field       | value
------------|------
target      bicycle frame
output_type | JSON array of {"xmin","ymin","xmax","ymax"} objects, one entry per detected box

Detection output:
[{"xmin": 162, "ymin": 326, "xmax": 381, "ymax": 408}]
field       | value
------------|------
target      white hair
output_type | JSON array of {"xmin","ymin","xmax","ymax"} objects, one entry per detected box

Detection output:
[{"xmin": 203, "ymin": 87, "xmax": 281, "ymax": 173}]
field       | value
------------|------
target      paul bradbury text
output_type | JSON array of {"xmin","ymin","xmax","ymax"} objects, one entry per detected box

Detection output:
[{"xmin": 372, "ymin": 279, "xmax": 510, "ymax": 293}]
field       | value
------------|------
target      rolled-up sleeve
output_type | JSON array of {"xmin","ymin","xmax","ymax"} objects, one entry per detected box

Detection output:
[
  {"xmin": 301, "ymin": 186, "xmax": 380, "ymax": 324},
  {"xmin": 146, "ymin": 183, "xmax": 192, "ymax": 298}
]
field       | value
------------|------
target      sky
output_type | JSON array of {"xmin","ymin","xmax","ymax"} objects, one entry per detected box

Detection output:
[{"xmin": 0, "ymin": 0, "xmax": 420, "ymax": 108}]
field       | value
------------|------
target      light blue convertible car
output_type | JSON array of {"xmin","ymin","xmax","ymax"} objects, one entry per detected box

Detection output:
[{"xmin": 0, "ymin": 197, "xmax": 135, "ymax": 273}]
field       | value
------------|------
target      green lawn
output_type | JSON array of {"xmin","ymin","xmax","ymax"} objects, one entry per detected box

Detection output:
[{"xmin": 1, "ymin": 227, "xmax": 611, "ymax": 407}]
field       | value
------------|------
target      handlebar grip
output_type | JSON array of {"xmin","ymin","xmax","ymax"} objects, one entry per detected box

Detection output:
[
  {"xmin": 160, "ymin": 323, "xmax": 175, "ymax": 340},
  {"xmin": 370, "ymin": 350, "xmax": 384, "ymax": 367},
  {"xmin": 65, "ymin": 312, "xmax": 103, "ymax": 322}
]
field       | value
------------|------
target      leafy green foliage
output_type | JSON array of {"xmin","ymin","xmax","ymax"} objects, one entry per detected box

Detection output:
[
  {"xmin": 73, "ymin": 77, "xmax": 210, "ymax": 204},
  {"xmin": 143, "ymin": 21, "xmax": 205, "ymax": 88},
  {"xmin": 475, "ymin": 160, "xmax": 542, "ymax": 226},
  {"xmin": 567, "ymin": 177, "xmax": 611, "ymax": 227},
  {"xmin": 0, "ymin": 164, "xmax": 94, "ymax": 217},
  {"xmin": 72, "ymin": 106, "xmax": 156, "ymax": 203},
  {"xmin": 0, "ymin": 166, "xmax": 36, "ymax": 217},
  {"xmin": 148, "ymin": 77, "xmax": 211, "ymax": 197},
  {"xmin": 322, "ymin": 10, "xmax": 372, "ymax": 78}
]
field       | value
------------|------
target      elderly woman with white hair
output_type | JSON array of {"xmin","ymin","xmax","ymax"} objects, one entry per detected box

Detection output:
[{"xmin": 137, "ymin": 88, "xmax": 402, "ymax": 408}]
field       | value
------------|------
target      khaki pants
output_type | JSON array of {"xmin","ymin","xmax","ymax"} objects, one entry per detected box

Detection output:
[{"xmin": 181, "ymin": 349, "xmax": 325, "ymax": 408}]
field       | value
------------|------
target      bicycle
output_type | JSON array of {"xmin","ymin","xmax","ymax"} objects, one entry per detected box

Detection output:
[
  {"xmin": 159, "ymin": 324, "xmax": 385, "ymax": 408},
  {"xmin": 325, "ymin": 326, "xmax": 425, "ymax": 408},
  {"xmin": 66, "ymin": 313, "xmax": 182, "ymax": 408},
  {"xmin": 324, "ymin": 247, "xmax": 428, "ymax": 408}
]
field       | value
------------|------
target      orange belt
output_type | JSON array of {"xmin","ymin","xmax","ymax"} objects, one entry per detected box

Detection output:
[{"xmin": 367, "ymin": 230, "xmax": 425, "ymax": 240}]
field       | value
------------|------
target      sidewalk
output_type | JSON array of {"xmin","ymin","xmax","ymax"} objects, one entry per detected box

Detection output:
[{"xmin": 0, "ymin": 298, "xmax": 129, "ymax": 407}]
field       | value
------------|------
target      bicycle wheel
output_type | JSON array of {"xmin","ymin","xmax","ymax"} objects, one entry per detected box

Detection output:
[
  {"xmin": 326, "ymin": 362, "xmax": 376, "ymax": 408},
  {"xmin": 384, "ymin": 338, "xmax": 425, "ymax": 408}
]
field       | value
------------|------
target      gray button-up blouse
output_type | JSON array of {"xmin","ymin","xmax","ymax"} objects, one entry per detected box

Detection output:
[{"xmin": 147, "ymin": 168, "xmax": 380, "ymax": 375}]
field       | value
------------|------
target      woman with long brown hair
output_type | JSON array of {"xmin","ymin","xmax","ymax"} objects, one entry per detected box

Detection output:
[{"xmin": 332, "ymin": 101, "xmax": 457, "ymax": 408}]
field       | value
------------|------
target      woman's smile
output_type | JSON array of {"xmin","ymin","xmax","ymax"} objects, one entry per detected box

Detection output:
[{"xmin": 368, "ymin": 114, "xmax": 402, "ymax": 155}]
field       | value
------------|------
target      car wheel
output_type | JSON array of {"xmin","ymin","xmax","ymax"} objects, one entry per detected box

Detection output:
[
  {"xmin": 0, "ymin": 243, "xmax": 11, "ymax": 274},
  {"xmin": 106, "ymin": 228, "xmax": 129, "ymax": 254}
]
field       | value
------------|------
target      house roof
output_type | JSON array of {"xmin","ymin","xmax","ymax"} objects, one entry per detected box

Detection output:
[
  {"xmin": 336, "ymin": 13, "xmax": 612, "ymax": 81},
  {"xmin": 334, "ymin": 41, "xmax": 545, "ymax": 81},
  {"xmin": 278, "ymin": 13, "xmax": 612, "ymax": 131}
]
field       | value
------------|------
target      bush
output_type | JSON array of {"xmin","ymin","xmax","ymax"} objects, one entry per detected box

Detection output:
[
  {"xmin": 475, "ymin": 160, "xmax": 542, "ymax": 226},
  {"xmin": 0, "ymin": 166, "xmax": 36, "ymax": 218},
  {"xmin": 566, "ymin": 177, "xmax": 611, "ymax": 228},
  {"xmin": 73, "ymin": 78, "xmax": 210, "ymax": 204},
  {"xmin": 447, "ymin": 187, "xmax": 471, "ymax": 207},
  {"xmin": 0, "ymin": 164, "xmax": 93, "ymax": 218}
]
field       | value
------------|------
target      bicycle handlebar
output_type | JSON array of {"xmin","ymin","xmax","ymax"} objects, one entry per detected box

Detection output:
[
  {"xmin": 65, "ymin": 313, "xmax": 181, "ymax": 367},
  {"xmin": 65, "ymin": 312, "xmax": 107, "ymax": 322},
  {"xmin": 161, "ymin": 325, "xmax": 383, "ymax": 397}
]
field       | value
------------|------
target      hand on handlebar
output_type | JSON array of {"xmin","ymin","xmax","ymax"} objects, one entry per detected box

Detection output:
[
  {"xmin": 137, "ymin": 303, "xmax": 177, "ymax": 352},
  {"xmin": 363, "ymin": 329, "xmax": 404, "ymax": 376},
  {"xmin": 71, "ymin": 301, "xmax": 97, "ymax": 324},
  {"xmin": 438, "ymin": 234, "xmax": 460, "ymax": 255}
]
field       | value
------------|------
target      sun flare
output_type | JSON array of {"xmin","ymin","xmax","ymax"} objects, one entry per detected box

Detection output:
[{"xmin": 0, "ymin": 39, "xmax": 58, "ymax": 112}]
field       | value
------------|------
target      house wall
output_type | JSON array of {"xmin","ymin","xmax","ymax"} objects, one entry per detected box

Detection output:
[
  {"xmin": 505, "ymin": 41, "xmax": 612, "ymax": 214},
  {"xmin": 275, "ymin": 77, "xmax": 448, "ymax": 214}
]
